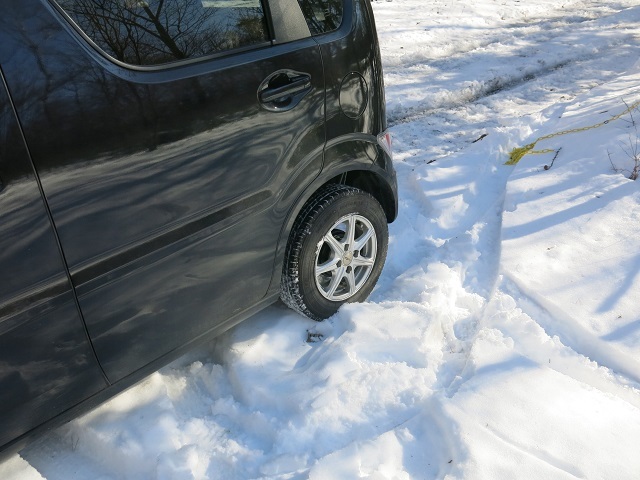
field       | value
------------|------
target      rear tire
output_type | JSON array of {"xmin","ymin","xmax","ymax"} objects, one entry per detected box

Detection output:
[{"xmin": 281, "ymin": 184, "xmax": 388, "ymax": 320}]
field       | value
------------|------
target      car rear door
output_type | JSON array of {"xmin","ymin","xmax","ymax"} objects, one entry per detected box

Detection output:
[
  {"xmin": 0, "ymin": 68, "xmax": 107, "ymax": 452},
  {"xmin": 0, "ymin": 0, "xmax": 325, "ymax": 382}
]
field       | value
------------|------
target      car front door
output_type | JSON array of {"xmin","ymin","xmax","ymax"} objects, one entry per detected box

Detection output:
[
  {"xmin": 0, "ymin": 68, "xmax": 107, "ymax": 452},
  {"xmin": 0, "ymin": 0, "xmax": 325, "ymax": 382}
]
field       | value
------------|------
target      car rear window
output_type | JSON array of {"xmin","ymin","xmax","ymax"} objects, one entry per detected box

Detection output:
[
  {"xmin": 55, "ymin": 0, "xmax": 270, "ymax": 66},
  {"xmin": 296, "ymin": 0, "xmax": 343, "ymax": 35}
]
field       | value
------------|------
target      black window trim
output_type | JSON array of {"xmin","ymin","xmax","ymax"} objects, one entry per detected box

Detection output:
[{"xmin": 44, "ymin": 0, "xmax": 278, "ymax": 72}]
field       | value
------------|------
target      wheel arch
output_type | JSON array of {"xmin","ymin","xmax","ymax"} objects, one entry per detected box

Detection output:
[
  {"xmin": 335, "ymin": 169, "xmax": 397, "ymax": 223},
  {"xmin": 266, "ymin": 159, "xmax": 397, "ymax": 297}
]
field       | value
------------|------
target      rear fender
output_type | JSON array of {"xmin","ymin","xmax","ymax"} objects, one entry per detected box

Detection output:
[{"xmin": 266, "ymin": 135, "xmax": 397, "ymax": 295}]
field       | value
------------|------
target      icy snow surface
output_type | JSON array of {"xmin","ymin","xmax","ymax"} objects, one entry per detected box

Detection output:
[{"xmin": 4, "ymin": 0, "xmax": 640, "ymax": 478}]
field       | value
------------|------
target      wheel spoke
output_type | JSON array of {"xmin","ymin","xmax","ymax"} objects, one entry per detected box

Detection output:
[
  {"xmin": 345, "ymin": 268, "xmax": 357, "ymax": 293},
  {"xmin": 353, "ymin": 227, "xmax": 374, "ymax": 251},
  {"xmin": 316, "ymin": 257, "xmax": 340, "ymax": 276},
  {"xmin": 351, "ymin": 256, "xmax": 374, "ymax": 269},
  {"xmin": 326, "ymin": 266, "xmax": 346, "ymax": 297},
  {"xmin": 324, "ymin": 232, "xmax": 344, "ymax": 256},
  {"xmin": 346, "ymin": 215, "xmax": 357, "ymax": 248}
]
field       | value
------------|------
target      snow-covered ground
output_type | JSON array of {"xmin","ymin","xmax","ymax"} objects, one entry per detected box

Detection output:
[{"xmin": 4, "ymin": 0, "xmax": 640, "ymax": 478}]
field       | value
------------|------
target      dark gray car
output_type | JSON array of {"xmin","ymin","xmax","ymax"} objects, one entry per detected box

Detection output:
[{"xmin": 0, "ymin": 0, "xmax": 397, "ymax": 457}]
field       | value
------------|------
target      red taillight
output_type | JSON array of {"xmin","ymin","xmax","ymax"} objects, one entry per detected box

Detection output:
[{"xmin": 377, "ymin": 131, "xmax": 393, "ymax": 159}]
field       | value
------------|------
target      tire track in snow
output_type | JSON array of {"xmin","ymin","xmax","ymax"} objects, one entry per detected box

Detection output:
[
  {"xmin": 382, "ymin": 9, "xmax": 604, "ymax": 72},
  {"xmin": 384, "ymin": 5, "xmax": 640, "ymax": 126},
  {"xmin": 381, "ymin": 144, "xmax": 512, "ymax": 398},
  {"xmin": 387, "ymin": 58, "xmax": 573, "ymax": 127},
  {"xmin": 500, "ymin": 275, "xmax": 640, "ymax": 387},
  {"xmin": 374, "ymin": 0, "xmax": 615, "ymax": 69},
  {"xmin": 379, "ymin": 0, "xmax": 635, "ymax": 71}
]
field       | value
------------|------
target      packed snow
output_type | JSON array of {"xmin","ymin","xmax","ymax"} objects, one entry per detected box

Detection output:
[{"xmin": 3, "ymin": 0, "xmax": 640, "ymax": 478}]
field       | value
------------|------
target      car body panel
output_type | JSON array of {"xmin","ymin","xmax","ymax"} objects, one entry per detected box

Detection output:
[{"xmin": 0, "ymin": 0, "xmax": 325, "ymax": 382}]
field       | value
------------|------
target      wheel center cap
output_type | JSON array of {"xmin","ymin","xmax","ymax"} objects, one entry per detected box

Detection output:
[{"xmin": 342, "ymin": 251, "xmax": 354, "ymax": 266}]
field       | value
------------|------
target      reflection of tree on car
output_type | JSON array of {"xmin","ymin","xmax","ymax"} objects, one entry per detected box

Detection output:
[{"xmin": 59, "ymin": 0, "xmax": 269, "ymax": 65}]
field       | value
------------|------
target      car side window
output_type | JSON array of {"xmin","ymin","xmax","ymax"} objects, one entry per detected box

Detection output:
[
  {"xmin": 296, "ymin": 0, "xmax": 343, "ymax": 35},
  {"xmin": 55, "ymin": 0, "xmax": 270, "ymax": 66}
]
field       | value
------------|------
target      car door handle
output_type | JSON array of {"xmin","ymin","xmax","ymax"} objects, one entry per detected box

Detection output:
[
  {"xmin": 258, "ymin": 71, "xmax": 312, "ymax": 112},
  {"xmin": 259, "ymin": 76, "xmax": 311, "ymax": 103}
]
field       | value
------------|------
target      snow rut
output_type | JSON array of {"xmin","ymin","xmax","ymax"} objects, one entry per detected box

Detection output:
[
  {"xmin": 387, "ymin": 58, "xmax": 573, "ymax": 126},
  {"xmin": 384, "ymin": 4, "xmax": 640, "ymax": 126},
  {"xmin": 500, "ymin": 275, "xmax": 640, "ymax": 390}
]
